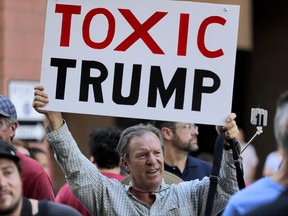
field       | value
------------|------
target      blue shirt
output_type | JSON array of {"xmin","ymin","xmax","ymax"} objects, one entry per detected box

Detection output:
[
  {"xmin": 164, "ymin": 155, "xmax": 212, "ymax": 181},
  {"xmin": 222, "ymin": 177, "xmax": 286, "ymax": 216}
]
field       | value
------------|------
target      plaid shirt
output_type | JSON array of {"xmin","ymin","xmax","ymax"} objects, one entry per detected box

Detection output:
[{"xmin": 46, "ymin": 123, "xmax": 239, "ymax": 216}]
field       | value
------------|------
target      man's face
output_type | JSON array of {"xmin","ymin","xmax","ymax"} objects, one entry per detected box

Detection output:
[
  {"xmin": 0, "ymin": 117, "xmax": 14, "ymax": 143},
  {"xmin": 34, "ymin": 153, "xmax": 51, "ymax": 177},
  {"xmin": 0, "ymin": 158, "xmax": 22, "ymax": 215},
  {"xmin": 125, "ymin": 132, "xmax": 164, "ymax": 192},
  {"xmin": 171, "ymin": 122, "xmax": 199, "ymax": 152}
]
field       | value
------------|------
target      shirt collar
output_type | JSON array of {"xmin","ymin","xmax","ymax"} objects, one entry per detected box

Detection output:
[{"xmin": 125, "ymin": 179, "xmax": 169, "ymax": 194}]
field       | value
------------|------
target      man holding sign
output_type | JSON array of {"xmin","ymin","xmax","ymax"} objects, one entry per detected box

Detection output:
[
  {"xmin": 37, "ymin": 0, "xmax": 241, "ymax": 214},
  {"xmin": 33, "ymin": 85, "xmax": 240, "ymax": 215}
]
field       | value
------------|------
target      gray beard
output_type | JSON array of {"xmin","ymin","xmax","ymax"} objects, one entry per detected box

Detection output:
[{"xmin": 190, "ymin": 144, "xmax": 199, "ymax": 152}]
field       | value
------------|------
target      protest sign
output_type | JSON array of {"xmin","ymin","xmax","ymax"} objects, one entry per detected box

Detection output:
[{"xmin": 41, "ymin": 0, "xmax": 240, "ymax": 125}]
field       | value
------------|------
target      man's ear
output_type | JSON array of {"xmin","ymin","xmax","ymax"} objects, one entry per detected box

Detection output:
[
  {"xmin": 161, "ymin": 127, "xmax": 174, "ymax": 141},
  {"xmin": 121, "ymin": 158, "xmax": 130, "ymax": 174},
  {"xmin": 10, "ymin": 122, "xmax": 18, "ymax": 138}
]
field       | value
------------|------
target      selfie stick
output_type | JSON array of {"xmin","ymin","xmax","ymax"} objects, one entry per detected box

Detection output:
[{"xmin": 241, "ymin": 126, "xmax": 263, "ymax": 154}]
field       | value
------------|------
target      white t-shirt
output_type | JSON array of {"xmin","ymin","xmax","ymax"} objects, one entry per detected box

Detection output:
[{"xmin": 240, "ymin": 143, "xmax": 259, "ymax": 183}]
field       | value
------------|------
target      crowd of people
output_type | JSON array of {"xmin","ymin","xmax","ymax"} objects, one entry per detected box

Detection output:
[
  {"xmin": 0, "ymin": 86, "xmax": 287, "ymax": 215},
  {"xmin": 222, "ymin": 90, "xmax": 288, "ymax": 215},
  {"xmin": 0, "ymin": 95, "xmax": 80, "ymax": 215},
  {"xmin": 56, "ymin": 127, "xmax": 125, "ymax": 216}
]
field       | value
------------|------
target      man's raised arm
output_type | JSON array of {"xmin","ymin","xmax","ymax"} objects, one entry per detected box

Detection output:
[{"xmin": 33, "ymin": 85, "xmax": 63, "ymax": 131}]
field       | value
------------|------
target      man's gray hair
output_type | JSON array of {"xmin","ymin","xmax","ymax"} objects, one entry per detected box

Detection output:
[
  {"xmin": 5, "ymin": 116, "xmax": 18, "ymax": 141},
  {"xmin": 5, "ymin": 116, "xmax": 18, "ymax": 127},
  {"xmin": 116, "ymin": 123, "xmax": 165, "ymax": 162},
  {"xmin": 274, "ymin": 90, "xmax": 288, "ymax": 155}
]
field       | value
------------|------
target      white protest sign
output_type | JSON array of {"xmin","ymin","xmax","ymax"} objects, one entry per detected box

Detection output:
[
  {"xmin": 9, "ymin": 80, "xmax": 44, "ymax": 121},
  {"xmin": 41, "ymin": 0, "xmax": 240, "ymax": 125},
  {"xmin": 8, "ymin": 80, "xmax": 45, "ymax": 141}
]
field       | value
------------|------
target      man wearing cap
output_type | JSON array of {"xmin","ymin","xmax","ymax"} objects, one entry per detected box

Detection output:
[
  {"xmin": 0, "ymin": 95, "xmax": 55, "ymax": 200},
  {"xmin": 0, "ymin": 140, "xmax": 81, "ymax": 215}
]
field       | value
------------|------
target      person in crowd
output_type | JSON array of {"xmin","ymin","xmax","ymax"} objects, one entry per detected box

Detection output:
[
  {"xmin": 0, "ymin": 140, "xmax": 81, "ymax": 216},
  {"xmin": 56, "ymin": 127, "xmax": 125, "ymax": 216},
  {"xmin": 0, "ymin": 95, "xmax": 55, "ymax": 200},
  {"xmin": 30, "ymin": 147, "xmax": 51, "ymax": 177},
  {"xmin": 236, "ymin": 128, "xmax": 259, "ymax": 185},
  {"xmin": 33, "ymin": 85, "xmax": 240, "ymax": 215},
  {"xmin": 222, "ymin": 90, "xmax": 288, "ymax": 216},
  {"xmin": 12, "ymin": 139, "xmax": 31, "ymax": 157},
  {"xmin": 262, "ymin": 146, "xmax": 283, "ymax": 176},
  {"xmin": 152, "ymin": 121, "xmax": 212, "ymax": 181},
  {"xmin": 242, "ymin": 188, "xmax": 288, "ymax": 216}
]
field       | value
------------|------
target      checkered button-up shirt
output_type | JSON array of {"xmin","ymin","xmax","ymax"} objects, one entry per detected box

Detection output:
[{"xmin": 46, "ymin": 123, "xmax": 239, "ymax": 216}]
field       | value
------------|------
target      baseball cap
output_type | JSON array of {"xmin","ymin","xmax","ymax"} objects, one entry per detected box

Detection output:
[
  {"xmin": 0, "ymin": 95, "xmax": 17, "ymax": 119},
  {"xmin": 0, "ymin": 140, "xmax": 20, "ymax": 162}
]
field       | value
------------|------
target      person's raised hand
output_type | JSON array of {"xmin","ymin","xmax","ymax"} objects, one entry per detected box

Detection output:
[
  {"xmin": 33, "ymin": 85, "xmax": 63, "ymax": 131},
  {"xmin": 216, "ymin": 113, "xmax": 239, "ymax": 140},
  {"xmin": 33, "ymin": 85, "xmax": 49, "ymax": 115}
]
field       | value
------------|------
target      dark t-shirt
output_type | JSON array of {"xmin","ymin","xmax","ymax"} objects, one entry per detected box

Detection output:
[
  {"xmin": 16, "ymin": 150, "xmax": 55, "ymax": 201},
  {"xmin": 35, "ymin": 200, "xmax": 81, "ymax": 216},
  {"xmin": 21, "ymin": 197, "xmax": 81, "ymax": 216}
]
